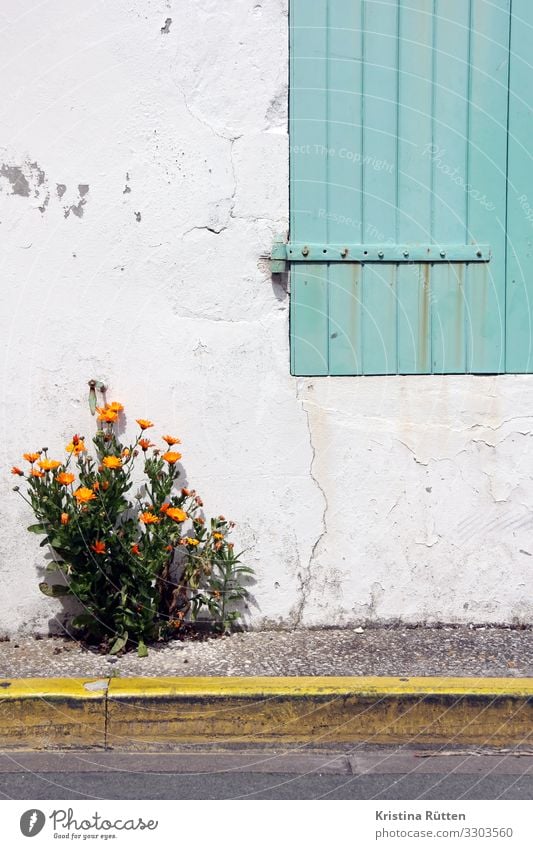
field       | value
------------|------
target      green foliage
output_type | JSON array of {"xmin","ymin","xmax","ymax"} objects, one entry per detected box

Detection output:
[{"xmin": 12, "ymin": 404, "xmax": 252, "ymax": 655}]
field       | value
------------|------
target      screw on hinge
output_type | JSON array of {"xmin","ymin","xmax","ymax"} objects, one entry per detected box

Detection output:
[
  {"xmin": 403, "ymin": 250, "xmax": 410, "ymax": 258},
  {"xmin": 340, "ymin": 247, "xmax": 349, "ymax": 258},
  {"xmin": 88, "ymin": 379, "xmax": 107, "ymax": 416},
  {"xmin": 378, "ymin": 250, "xmax": 384, "ymax": 259},
  {"xmin": 301, "ymin": 246, "xmax": 310, "ymax": 257},
  {"xmin": 440, "ymin": 249, "xmax": 446, "ymax": 258},
  {"xmin": 476, "ymin": 249, "xmax": 483, "ymax": 258}
]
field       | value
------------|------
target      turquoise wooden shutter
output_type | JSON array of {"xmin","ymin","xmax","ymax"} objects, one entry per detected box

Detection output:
[{"xmin": 287, "ymin": 0, "xmax": 527, "ymax": 375}]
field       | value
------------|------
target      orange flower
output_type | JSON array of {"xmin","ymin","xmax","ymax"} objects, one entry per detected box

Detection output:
[
  {"xmin": 102, "ymin": 481, "xmax": 110, "ymax": 491},
  {"xmin": 138, "ymin": 439, "xmax": 153, "ymax": 451},
  {"xmin": 184, "ymin": 537, "xmax": 200, "ymax": 547},
  {"xmin": 121, "ymin": 448, "xmax": 130, "ymax": 458},
  {"xmin": 165, "ymin": 545, "xmax": 173, "ymax": 552},
  {"xmin": 213, "ymin": 532, "xmax": 224, "ymax": 540},
  {"xmin": 74, "ymin": 486, "xmax": 97, "ymax": 504},
  {"xmin": 38, "ymin": 459, "xmax": 62, "ymax": 472},
  {"xmin": 66, "ymin": 439, "xmax": 86, "ymax": 455},
  {"xmin": 166, "ymin": 507, "xmax": 188, "ymax": 523},
  {"xmin": 91, "ymin": 540, "xmax": 106, "ymax": 555},
  {"xmin": 23, "ymin": 452, "xmax": 40, "ymax": 463},
  {"xmin": 181, "ymin": 488, "xmax": 190, "ymax": 496},
  {"xmin": 107, "ymin": 401, "xmax": 124, "ymax": 412},
  {"xmin": 92, "ymin": 481, "xmax": 100, "ymax": 491},
  {"xmin": 97, "ymin": 408, "xmax": 118, "ymax": 424},
  {"xmin": 162, "ymin": 451, "xmax": 182, "ymax": 465},
  {"xmin": 56, "ymin": 472, "xmax": 75, "ymax": 486},
  {"xmin": 140, "ymin": 511, "xmax": 160, "ymax": 525},
  {"xmin": 136, "ymin": 419, "xmax": 154, "ymax": 430},
  {"xmin": 60, "ymin": 512, "xmax": 70, "ymax": 526},
  {"xmin": 159, "ymin": 503, "xmax": 170, "ymax": 513},
  {"xmin": 131, "ymin": 543, "xmax": 140, "ymax": 555},
  {"xmin": 11, "ymin": 466, "xmax": 24, "ymax": 476},
  {"xmin": 102, "ymin": 456, "xmax": 122, "ymax": 469},
  {"xmin": 31, "ymin": 469, "xmax": 45, "ymax": 478},
  {"xmin": 162, "ymin": 435, "xmax": 181, "ymax": 446}
]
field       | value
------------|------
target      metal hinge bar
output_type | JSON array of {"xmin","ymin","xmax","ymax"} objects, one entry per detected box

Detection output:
[{"xmin": 271, "ymin": 242, "xmax": 491, "ymax": 270}]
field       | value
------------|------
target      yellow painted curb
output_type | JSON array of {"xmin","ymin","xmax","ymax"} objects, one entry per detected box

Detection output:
[
  {"xmin": 0, "ymin": 677, "xmax": 531, "ymax": 749},
  {"xmin": 0, "ymin": 678, "xmax": 107, "ymax": 750},
  {"xmin": 106, "ymin": 676, "xmax": 533, "ymax": 749}
]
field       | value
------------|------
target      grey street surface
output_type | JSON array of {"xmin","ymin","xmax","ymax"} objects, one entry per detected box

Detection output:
[
  {"xmin": 1, "ymin": 626, "xmax": 532, "ymax": 678},
  {"xmin": 0, "ymin": 749, "xmax": 531, "ymax": 799}
]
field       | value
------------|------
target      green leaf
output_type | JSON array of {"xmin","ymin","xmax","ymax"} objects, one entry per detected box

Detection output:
[
  {"xmin": 28, "ymin": 523, "xmax": 49, "ymax": 534},
  {"xmin": 137, "ymin": 640, "xmax": 148, "ymax": 658},
  {"xmin": 38, "ymin": 582, "xmax": 71, "ymax": 597},
  {"xmin": 44, "ymin": 561, "xmax": 67, "ymax": 572},
  {"xmin": 109, "ymin": 632, "xmax": 129, "ymax": 655}
]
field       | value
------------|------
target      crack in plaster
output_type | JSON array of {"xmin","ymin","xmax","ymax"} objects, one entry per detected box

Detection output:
[{"xmin": 293, "ymin": 390, "xmax": 329, "ymax": 626}]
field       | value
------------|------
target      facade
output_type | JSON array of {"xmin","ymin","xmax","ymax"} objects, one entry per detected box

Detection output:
[{"xmin": 0, "ymin": 0, "xmax": 531, "ymax": 635}]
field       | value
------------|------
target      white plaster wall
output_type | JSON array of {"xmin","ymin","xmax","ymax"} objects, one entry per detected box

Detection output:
[{"xmin": 0, "ymin": 0, "xmax": 531, "ymax": 635}]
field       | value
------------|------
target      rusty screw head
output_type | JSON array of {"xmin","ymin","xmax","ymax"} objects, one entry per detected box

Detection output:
[{"xmin": 340, "ymin": 247, "xmax": 349, "ymax": 258}]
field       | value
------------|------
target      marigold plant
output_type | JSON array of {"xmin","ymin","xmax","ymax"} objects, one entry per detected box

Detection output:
[{"xmin": 12, "ymin": 403, "xmax": 252, "ymax": 655}]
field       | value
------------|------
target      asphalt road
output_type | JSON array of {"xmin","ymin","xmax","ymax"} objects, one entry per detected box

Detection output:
[{"xmin": 0, "ymin": 749, "xmax": 531, "ymax": 799}]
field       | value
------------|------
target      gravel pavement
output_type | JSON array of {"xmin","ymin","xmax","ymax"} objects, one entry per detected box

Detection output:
[{"xmin": 1, "ymin": 626, "xmax": 531, "ymax": 678}]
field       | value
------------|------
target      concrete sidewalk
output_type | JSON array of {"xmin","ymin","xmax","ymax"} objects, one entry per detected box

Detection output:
[
  {"xmin": 1, "ymin": 626, "xmax": 532, "ymax": 678},
  {"xmin": 1, "ymin": 628, "xmax": 531, "ymax": 751}
]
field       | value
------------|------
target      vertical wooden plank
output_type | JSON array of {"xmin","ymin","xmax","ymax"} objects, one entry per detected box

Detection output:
[
  {"xmin": 397, "ymin": 0, "xmax": 433, "ymax": 373},
  {"xmin": 361, "ymin": 0, "xmax": 399, "ymax": 373},
  {"xmin": 290, "ymin": 265, "xmax": 329, "ymax": 375},
  {"xmin": 466, "ymin": 0, "xmax": 509, "ymax": 373},
  {"xmin": 327, "ymin": 1, "xmax": 363, "ymax": 244},
  {"xmin": 327, "ymin": 1, "xmax": 364, "ymax": 373},
  {"xmin": 398, "ymin": 264, "xmax": 432, "ymax": 374},
  {"xmin": 329, "ymin": 264, "xmax": 362, "ymax": 374},
  {"xmin": 506, "ymin": 0, "xmax": 533, "ymax": 372},
  {"xmin": 290, "ymin": 0, "xmax": 328, "ymax": 243},
  {"xmin": 361, "ymin": 264, "xmax": 398, "ymax": 374},
  {"xmin": 290, "ymin": 0, "xmax": 329, "ymax": 373},
  {"xmin": 431, "ymin": 0, "xmax": 470, "ymax": 373}
]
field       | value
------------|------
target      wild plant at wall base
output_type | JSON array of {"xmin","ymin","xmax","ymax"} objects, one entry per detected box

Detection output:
[{"xmin": 11, "ymin": 403, "xmax": 252, "ymax": 655}]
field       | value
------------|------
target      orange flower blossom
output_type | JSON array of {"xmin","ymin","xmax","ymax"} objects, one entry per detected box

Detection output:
[
  {"xmin": 162, "ymin": 435, "xmax": 181, "ymax": 446},
  {"xmin": 31, "ymin": 469, "xmax": 45, "ymax": 478},
  {"xmin": 162, "ymin": 451, "xmax": 182, "ymax": 465},
  {"xmin": 102, "ymin": 456, "xmax": 122, "ymax": 469},
  {"xmin": 136, "ymin": 419, "xmax": 154, "ymax": 430},
  {"xmin": 56, "ymin": 472, "xmax": 75, "ymax": 486},
  {"xmin": 60, "ymin": 513, "xmax": 70, "ymax": 526},
  {"xmin": 140, "ymin": 511, "xmax": 159, "ymax": 525},
  {"xmin": 131, "ymin": 543, "xmax": 140, "ymax": 555},
  {"xmin": 138, "ymin": 439, "xmax": 153, "ymax": 451},
  {"xmin": 166, "ymin": 507, "xmax": 188, "ymax": 523},
  {"xmin": 74, "ymin": 486, "xmax": 97, "ymax": 504},
  {"xmin": 66, "ymin": 438, "xmax": 86, "ymax": 455},
  {"xmin": 23, "ymin": 452, "xmax": 40, "ymax": 463},
  {"xmin": 91, "ymin": 541, "xmax": 106, "ymax": 555},
  {"xmin": 38, "ymin": 459, "xmax": 62, "ymax": 472},
  {"xmin": 11, "ymin": 466, "xmax": 24, "ymax": 476},
  {"xmin": 97, "ymin": 407, "xmax": 118, "ymax": 424}
]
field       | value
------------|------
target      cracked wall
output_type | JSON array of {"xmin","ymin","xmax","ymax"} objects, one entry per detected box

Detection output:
[{"xmin": 0, "ymin": 0, "xmax": 531, "ymax": 634}]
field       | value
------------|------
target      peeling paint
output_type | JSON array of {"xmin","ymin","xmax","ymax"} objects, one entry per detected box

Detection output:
[{"xmin": 0, "ymin": 164, "xmax": 30, "ymax": 196}]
